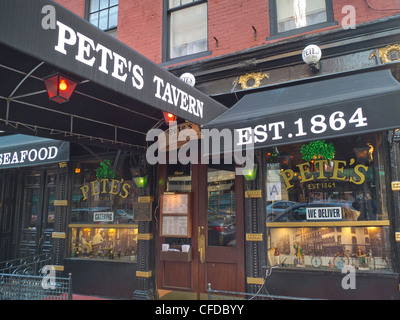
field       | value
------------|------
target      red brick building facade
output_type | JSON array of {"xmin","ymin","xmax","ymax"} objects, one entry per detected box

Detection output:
[{"xmin": 56, "ymin": 0, "xmax": 400, "ymax": 66}]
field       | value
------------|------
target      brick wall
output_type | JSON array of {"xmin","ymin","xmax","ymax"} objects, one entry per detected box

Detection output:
[
  {"xmin": 54, "ymin": 0, "xmax": 400, "ymax": 66},
  {"xmin": 55, "ymin": 0, "xmax": 85, "ymax": 18},
  {"xmin": 117, "ymin": 0, "xmax": 163, "ymax": 64}
]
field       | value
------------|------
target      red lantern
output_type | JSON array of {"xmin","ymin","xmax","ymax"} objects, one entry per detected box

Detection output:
[
  {"xmin": 163, "ymin": 112, "xmax": 177, "ymax": 124},
  {"xmin": 44, "ymin": 73, "xmax": 77, "ymax": 104}
]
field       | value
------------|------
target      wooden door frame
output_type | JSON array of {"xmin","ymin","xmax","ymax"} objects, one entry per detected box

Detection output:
[
  {"xmin": 156, "ymin": 162, "xmax": 245, "ymax": 296},
  {"xmin": 197, "ymin": 163, "xmax": 245, "ymax": 294}
]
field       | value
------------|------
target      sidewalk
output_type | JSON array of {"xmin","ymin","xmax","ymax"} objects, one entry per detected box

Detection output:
[{"xmin": 72, "ymin": 294, "xmax": 110, "ymax": 300}]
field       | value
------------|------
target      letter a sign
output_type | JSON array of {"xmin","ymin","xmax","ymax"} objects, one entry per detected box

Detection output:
[{"xmin": 267, "ymin": 182, "xmax": 281, "ymax": 201}]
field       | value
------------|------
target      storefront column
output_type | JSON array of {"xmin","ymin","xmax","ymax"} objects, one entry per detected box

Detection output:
[
  {"xmin": 53, "ymin": 164, "xmax": 69, "ymax": 272},
  {"xmin": 244, "ymin": 149, "xmax": 268, "ymax": 293},
  {"xmin": 390, "ymin": 137, "xmax": 400, "ymax": 274},
  {"xmin": 133, "ymin": 161, "xmax": 156, "ymax": 300}
]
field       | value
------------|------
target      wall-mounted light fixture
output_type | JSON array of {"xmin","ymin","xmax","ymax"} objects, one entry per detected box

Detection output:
[
  {"xmin": 133, "ymin": 175, "xmax": 148, "ymax": 188},
  {"xmin": 44, "ymin": 73, "xmax": 78, "ymax": 104},
  {"xmin": 243, "ymin": 165, "xmax": 258, "ymax": 181},
  {"xmin": 302, "ymin": 44, "xmax": 322, "ymax": 73},
  {"xmin": 163, "ymin": 112, "xmax": 177, "ymax": 125}
]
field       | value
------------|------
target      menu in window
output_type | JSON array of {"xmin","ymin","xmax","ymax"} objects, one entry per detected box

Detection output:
[
  {"xmin": 162, "ymin": 193, "xmax": 189, "ymax": 214},
  {"xmin": 161, "ymin": 216, "xmax": 188, "ymax": 237},
  {"xmin": 160, "ymin": 193, "xmax": 191, "ymax": 237}
]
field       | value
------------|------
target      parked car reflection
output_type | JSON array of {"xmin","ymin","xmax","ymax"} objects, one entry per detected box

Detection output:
[
  {"xmin": 115, "ymin": 210, "xmax": 134, "ymax": 224},
  {"xmin": 266, "ymin": 201, "xmax": 297, "ymax": 221},
  {"xmin": 267, "ymin": 202, "xmax": 361, "ymax": 222},
  {"xmin": 208, "ymin": 208, "xmax": 236, "ymax": 246}
]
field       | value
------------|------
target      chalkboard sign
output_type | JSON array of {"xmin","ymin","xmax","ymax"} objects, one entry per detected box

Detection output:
[
  {"xmin": 133, "ymin": 202, "xmax": 152, "ymax": 221},
  {"xmin": 160, "ymin": 193, "xmax": 191, "ymax": 238}
]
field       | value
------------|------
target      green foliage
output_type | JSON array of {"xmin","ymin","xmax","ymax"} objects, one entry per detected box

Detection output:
[
  {"xmin": 301, "ymin": 140, "xmax": 335, "ymax": 161},
  {"xmin": 96, "ymin": 159, "xmax": 115, "ymax": 179}
]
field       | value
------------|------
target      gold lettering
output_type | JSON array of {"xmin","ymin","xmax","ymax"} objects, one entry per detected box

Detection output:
[
  {"xmin": 314, "ymin": 160, "xmax": 328, "ymax": 180},
  {"xmin": 80, "ymin": 185, "xmax": 89, "ymax": 201},
  {"xmin": 90, "ymin": 180, "xmax": 100, "ymax": 196},
  {"xmin": 100, "ymin": 178, "xmax": 108, "ymax": 193},
  {"xmin": 331, "ymin": 160, "xmax": 347, "ymax": 181},
  {"xmin": 350, "ymin": 164, "xmax": 368, "ymax": 185},
  {"xmin": 119, "ymin": 182, "xmax": 131, "ymax": 198},
  {"xmin": 109, "ymin": 179, "xmax": 119, "ymax": 195},
  {"xmin": 278, "ymin": 169, "xmax": 295, "ymax": 189},
  {"xmin": 296, "ymin": 162, "xmax": 313, "ymax": 183}
]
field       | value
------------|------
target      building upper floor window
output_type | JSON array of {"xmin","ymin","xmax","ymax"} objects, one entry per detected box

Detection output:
[
  {"xmin": 166, "ymin": 0, "xmax": 208, "ymax": 61},
  {"xmin": 87, "ymin": 0, "xmax": 118, "ymax": 32},
  {"xmin": 270, "ymin": 0, "xmax": 334, "ymax": 36}
]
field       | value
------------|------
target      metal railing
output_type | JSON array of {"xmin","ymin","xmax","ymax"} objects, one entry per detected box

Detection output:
[
  {"xmin": 0, "ymin": 254, "xmax": 72, "ymax": 300},
  {"xmin": 0, "ymin": 253, "xmax": 52, "ymax": 275}
]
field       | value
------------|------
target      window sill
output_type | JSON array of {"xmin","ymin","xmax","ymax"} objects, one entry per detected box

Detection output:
[
  {"xmin": 267, "ymin": 21, "xmax": 339, "ymax": 41},
  {"xmin": 161, "ymin": 50, "xmax": 212, "ymax": 67},
  {"xmin": 266, "ymin": 220, "xmax": 390, "ymax": 228}
]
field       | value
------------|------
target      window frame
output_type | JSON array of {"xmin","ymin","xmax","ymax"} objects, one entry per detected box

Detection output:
[
  {"xmin": 85, "ymin": 0, "xmax": 119, "ymax": 33},
  {"xmin": 268, "ymin": 0, "xmax": 337, "ymax": 39},
  {"xmin": 162, "ymin": 0, "xmax": 210, "ymax": 64}
]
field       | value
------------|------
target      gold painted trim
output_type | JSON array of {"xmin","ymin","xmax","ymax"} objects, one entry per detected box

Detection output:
[
  {"xmin": 54, "ymin": 200, "xmax": 68, "ymax": 206},
  {"xmin": 392, "ymin": 181, "xmax": 400, "ymax": 191},
  {"xmin": 245, "ymin": 190, "xmax": 262, "ymax": 198},
  {"xmin": 247, "ymin": 277, "xmax": 264, "ymax": 285},
  {"xmin": 379, "ymin": 44, "xmax": 400, "ymax": 64},
  {"xmin": 246, "ymin": 233, "xmax": 263, "ymax": 241},
  {"xmin": 267, "ymin": 220, "xmax": 390, "ymax": 228},
  {"xmin": 68, "ymin": 224, "xmax": 138, "ymax": 228},
  {"xmin": 237, "ymin": 72, "xmax": 269, "ymax": 90},
  {"xmin": 396, "ymin": 232, "xmax": 400, "ymax": 242},
  {"xmin": 136, "ymin": 270, "xmax": 152, "ymax": 278},
  {"xmin": 138, "ymin": 196, "xmax": 154, "ymax": 202},
  {"xmin": 137, "ymin": 233, "xmax": 153, "ymax": 240},
  {"xmin": 53, "ymin": 265, "xmax": 64, "ymax": 272},
  {"xmin": 52, "ymin": 232, "xmax": 66, "ymax": 239}
]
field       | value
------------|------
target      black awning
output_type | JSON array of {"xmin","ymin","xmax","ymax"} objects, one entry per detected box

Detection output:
[
  {"xmin": 0, "ymin": 134, "xmax": 69, "ymax": 169},
  {"xmin": 202, "ymin": 68, "xmax": 400, "ymax": 152},
  {"xmin": 0, "ymin": 0, "xmax": 227, "ymax": 151}
]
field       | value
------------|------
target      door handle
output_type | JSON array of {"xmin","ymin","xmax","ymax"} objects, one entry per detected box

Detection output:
[{"xmin": 198, "ymin": 226, "xmax": 205, "ymax": 263}]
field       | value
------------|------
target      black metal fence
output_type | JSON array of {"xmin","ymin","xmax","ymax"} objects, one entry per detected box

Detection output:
[{"xmin": 0, "ymin": 254, "xmax": 72, "ymax": 300}]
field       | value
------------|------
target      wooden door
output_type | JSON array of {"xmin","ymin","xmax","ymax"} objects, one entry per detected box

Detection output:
[
  {"xmin": 19, "ymin": 169, "xmax": 56, "ymax": 257},
  {"xmin": 157, "ymin": 163, "xmax": 245, "ymax": 298},
  {"xmin": 0, "ymin": 170, "xmax": 17, "ymax": 261},
  {"xmin": 196, "ymin": 163, "xmax": 245, "ymax": 293}
]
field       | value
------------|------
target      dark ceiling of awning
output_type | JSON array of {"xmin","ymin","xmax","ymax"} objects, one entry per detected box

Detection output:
[
  {"xmin": 0, "ymin": 0, "xmax": 227, "ymax": 151},
  {"xmin": 202, "ymin": 68, "xmax": 400, "ymax": 152},
  {"xmin": 0, "ymin": 45, "xmax": 160, "ymax": 150}
]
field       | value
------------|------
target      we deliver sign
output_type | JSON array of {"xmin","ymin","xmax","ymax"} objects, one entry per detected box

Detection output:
[{"xmin": 306, "ymin": 207, "xmax": 342, "ymax": 221}]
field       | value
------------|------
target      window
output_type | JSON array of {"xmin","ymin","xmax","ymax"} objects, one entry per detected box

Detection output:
[
  {"xmin": 266, "ymin": 133, "xmax": 393, "ymax": 272},
  {"xmin": 207, "ymin": 165, "xmax": 236, "ymax": 247},
  {"xmin": 87, "ymin": 0, "xmax": 118, "ymax": 32},
  {"xmin": 165, "ymin": 0, "xmax": 208, "ymax": 60},
  {"xmin": 269, "ymin": 0, "xmax": 334, "ymax": 36},
  {"xmin": 68, "ymin": 158, "xmax": 138, "ymax": 262}
]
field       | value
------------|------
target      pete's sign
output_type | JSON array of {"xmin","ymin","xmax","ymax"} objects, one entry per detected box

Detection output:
[
  {"xmin": 80, "ymin": 179, "xmax": 131, "ymax": 201},
  {"xmin": 279, "ymin": 159, "xmax": 368, "ymax": 189},
  {"xmin": 53, "ymin": 20, "xmax": 205, "ymax": 121}
]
